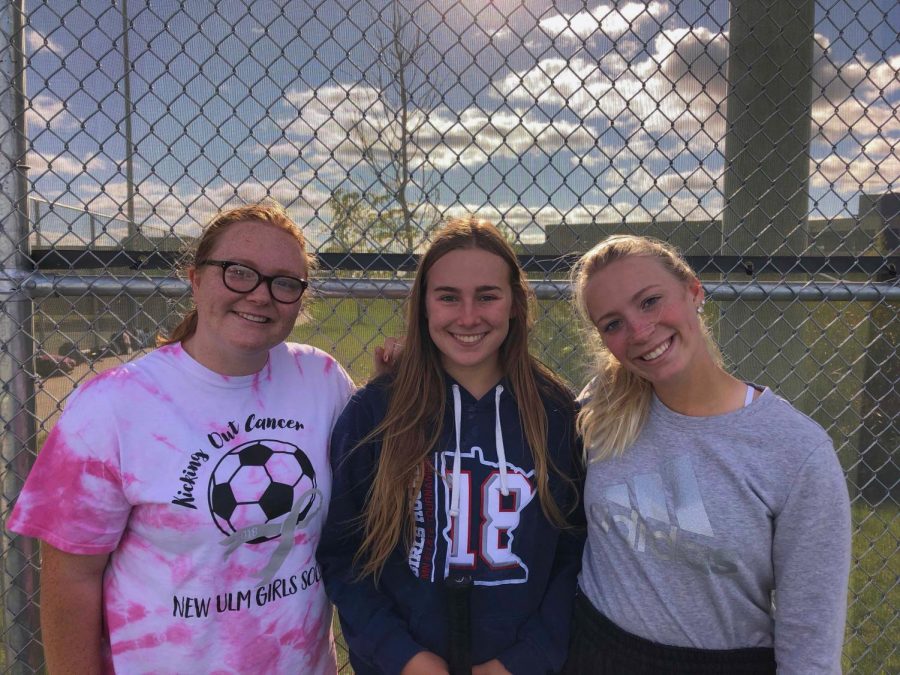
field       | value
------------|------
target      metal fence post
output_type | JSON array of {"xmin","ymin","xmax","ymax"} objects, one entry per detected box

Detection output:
[
  {"xmin": 857, "ymin": 195, "xmax": 900, "ymax": 504},
  {"xmin": 1, "ymin": 0, "xmax": 42, "ymax": 669},
  {"xmin": 719, "ymin": 0, "xmax": 821, "ymax": 409}
]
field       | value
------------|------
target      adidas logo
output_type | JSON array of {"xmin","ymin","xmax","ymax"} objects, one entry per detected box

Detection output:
[{"xmin": 590, "ymin": 455, "xmax": 739, "ymax": 575}]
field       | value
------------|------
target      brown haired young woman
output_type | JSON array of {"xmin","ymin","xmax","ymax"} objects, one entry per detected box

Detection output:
[
  {"xmin": 8, "ymin": 203, "xmax": 354, "ymax": 674},
  {"xmin": 318, "ymin": 217, "xmax": 582, "ymax": 675}
]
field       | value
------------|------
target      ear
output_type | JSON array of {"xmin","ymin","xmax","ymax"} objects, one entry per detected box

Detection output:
[
  {"xmin": 689, "ymin": 276, "xmax": 704, "ymax": 309},
  {"xmin": 188, "ymin": 266, "xmax": 199, "ymax": 294}
]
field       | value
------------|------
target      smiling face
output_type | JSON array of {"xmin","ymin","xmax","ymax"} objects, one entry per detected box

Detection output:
[
  {"xmin": 185, "ymin": 220, "xmax": 308, "ymax": 375},
  {"xmin": 424, "ymin": 247, "xmax": 514, "ymax": 394},
  {"xmin": 583, "ymin": 255, "xmax": 706, "ymax": 389}
]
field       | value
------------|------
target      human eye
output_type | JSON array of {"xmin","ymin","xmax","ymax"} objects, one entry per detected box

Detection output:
[
  {"xmin": 226, "ymin": 264, "xmax": 256, "ymax": 282},
  {"xmin": 272, "ymin": 276, "xmax": 302, "ymax": 292},
  {"xmin": 641, "ymin": 295, "xmax": 662, "ymax": 311},
  {"xmin": 478, "ymin": 293, "xmax": 499, "ymax": 302},
  {"xmin": 223, "ymin": 264, "xmax": 258, "ymax": 291},
  {"xmin": 600, "ymin": 319, "xmax": 621, "ymax": 334},
  {"xmin": 438, "ymin": 293, "xmax": 458, "ymax": 303}
]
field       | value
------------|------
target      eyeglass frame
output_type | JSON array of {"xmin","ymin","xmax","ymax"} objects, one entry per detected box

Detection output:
[{"xmin": 198, "ymin": 259, "xmax": 309, "ymax": 304}]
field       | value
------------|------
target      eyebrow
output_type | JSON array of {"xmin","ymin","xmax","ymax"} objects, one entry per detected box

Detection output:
[
  {"xmin": 431, "ymin": 285, "xmax": 504, "ymax": 293},
  {"xmin": 221, "ymin": 259, "xmax": 306, "ymax": 278},
  {"xmin": 591, "ymin": 283, "xmax": 661, "ymax": 324}
]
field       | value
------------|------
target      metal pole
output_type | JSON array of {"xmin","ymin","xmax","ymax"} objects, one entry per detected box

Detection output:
[
  {"xmin": 120, "ymin": 0, "xmax": 135, "ymax": 234},
  {"xmin": 857, "ymin": 195, "xmax": 900, "ymax": 504},
  {"xmin": 3, "ymin": 271, "xmax": 898, "ymax": 302},
  {"xmin": 720, "ymin": 0, "xmax": 818, "ymax": 403},
  {"xmin": 1, "ymin": 0, "xmax": 42, "ymax": 669},
  {"xmin": 118, "ymin": 0, "xmax": 142, "ymax": 345}
]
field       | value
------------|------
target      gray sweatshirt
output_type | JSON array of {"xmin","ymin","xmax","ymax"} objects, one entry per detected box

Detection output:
[{"xmin": 578, "ymin": 387, "xmax": 851, "ymax": 674}]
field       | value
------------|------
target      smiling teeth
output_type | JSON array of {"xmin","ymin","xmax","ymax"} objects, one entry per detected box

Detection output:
[
  {"xmin": 236, "ymin": 312, "xmax": 268, "ymax": 323},
  {"xmin": 454, "ymin": 333, "xmax": 484, "ymax": 344},
  {"xmin": 641, "ymin": 339, "xmax": 671, "ymax": 361}
]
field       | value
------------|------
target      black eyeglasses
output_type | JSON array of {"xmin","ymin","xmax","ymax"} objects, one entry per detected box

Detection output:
[{"xmin": 199, "ymin": 260, "xmax": 309, "ymax": 304}]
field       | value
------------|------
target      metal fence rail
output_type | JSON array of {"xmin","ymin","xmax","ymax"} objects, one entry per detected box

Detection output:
[{"xmin": 2, "ymin": 0, "xmax": 898, "ymax": 672}]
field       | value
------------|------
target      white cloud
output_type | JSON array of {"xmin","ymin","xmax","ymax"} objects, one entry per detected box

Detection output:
[
  {"xmin": 25, "ymin": 28, "xmax": 62, "ymax": 55},
  {"xmin": 810, "ymin": 153, "xmax": 900, "ymax": 193},
  {"xmin": 535, "ymin": 2, "xmax": 671, "ymax": 42},
  {"xmin": 494, "ymin": 56, "xmax": 614, "ymax": 110},
  {"xmin": 26, "ymin": 151, "xmax": 108, "ymax": 178},
  {"xmin": 490, "ymin": 18, "xmax": 897, "ymax": 219},
  {"xmin": 276, "ymin": 83, "xmax": 600, "ymax": 176},
  {"xmin": 811, "ymin": 43, "xmax": 900, "ymax": 142},
  {"xmin": 27, "ymin": 93, "xmax": 74, "ymax": 132}
]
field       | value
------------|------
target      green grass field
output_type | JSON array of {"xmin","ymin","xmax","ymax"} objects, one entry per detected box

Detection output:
[
  {"xmin": 297, "ymin": 296, "xmax": 899, "ymax": 674},
  {"xmin": 2, "ymin": 296, "xmax": 895, "ymax": 672},
  {"xmin": 844, "ymin": 504, "xmax": 900, "ymax": 673}
]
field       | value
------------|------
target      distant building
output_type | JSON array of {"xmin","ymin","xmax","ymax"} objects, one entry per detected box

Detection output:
[{"xmin": 521, "ymin": 192, "xmax": 895, "ymax": 257}]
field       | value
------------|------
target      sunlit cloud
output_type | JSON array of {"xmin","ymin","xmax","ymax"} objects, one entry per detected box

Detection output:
[
  {"xmin": 27, "ymin": 151, "xmax": 108, "ymax": 178},
  {"xmin": 278, "ymin": 83, "xmax": 599, "ymax": 179},
  {"xmin": 25, "ymin": 28, "xmax": 62, "ymax": 55},
  {"xmin": 521, "ymin": 1, "xmax": 672, "ymax": 43},
  {"xmin": 491, "ymin": 11, "xmax": 897, "ymax": 221},
  {"xmin": 27, "ymin": 93, "xmax": 74, "ymax": 133}
]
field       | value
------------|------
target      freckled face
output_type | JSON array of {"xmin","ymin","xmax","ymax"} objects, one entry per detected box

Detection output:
[
  {"xmin": 424, "ymin": 248, "xmax": 514, "ymax": 389},
  {"xmin": 583, "ymin": 255, "xmax": 705, "ymax": 388},
  {"xmin": 186, "ymin": 221, "xmax": 307, "ymax": 376}
]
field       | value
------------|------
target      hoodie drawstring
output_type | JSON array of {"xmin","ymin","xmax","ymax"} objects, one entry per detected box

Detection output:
[
  {"xmin": 449, "ymin": 384, "xmax": 510, "ymax": 516},
  {"xmin": 449, "ymin": 384, "xmax": 463, "ymax": 517},
  {"xmin": 494, "ymin": 385, "xmax": 509, "ymax": 496}
]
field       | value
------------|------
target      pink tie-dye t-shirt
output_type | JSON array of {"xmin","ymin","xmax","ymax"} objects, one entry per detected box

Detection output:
[{"xmin": 8, "ymin": 342, "xmax": 354, "ymax": 674}]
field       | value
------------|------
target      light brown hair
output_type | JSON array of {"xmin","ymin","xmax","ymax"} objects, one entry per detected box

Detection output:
[{"xmin": 357, "ymin": 216, "xmax": 574, "ymax": 580}]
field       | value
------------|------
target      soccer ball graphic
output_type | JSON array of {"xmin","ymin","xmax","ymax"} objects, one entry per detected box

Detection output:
[{"xmin": 207, "ymin": 439, "xmax": 317, "ymax": 544}]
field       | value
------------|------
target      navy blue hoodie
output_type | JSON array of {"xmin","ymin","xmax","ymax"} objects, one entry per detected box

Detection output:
[{"xmin": 319, "ymin": 373, "xmax": 583, "ymax": 674}]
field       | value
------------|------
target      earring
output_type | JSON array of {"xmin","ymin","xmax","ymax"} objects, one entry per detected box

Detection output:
[{"xmin": 696, "ymin": 301, "xmax": 705, "ymax": 315}]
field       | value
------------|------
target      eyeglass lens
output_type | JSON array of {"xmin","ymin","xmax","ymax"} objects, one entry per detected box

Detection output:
[{"xmin": 223, "ymin": 264, "xmax": 306, "ymax": 302}]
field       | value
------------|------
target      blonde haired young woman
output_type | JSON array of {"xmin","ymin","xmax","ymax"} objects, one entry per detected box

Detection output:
[
  {"xmin": 565, "ymin": 235, "xmax": 851, "ymax": 674},
  {"xmin": 319, "ymin": 218, "xmax": 581, "ymax": 675}
]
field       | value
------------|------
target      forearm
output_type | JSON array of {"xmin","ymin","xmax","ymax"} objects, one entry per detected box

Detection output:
[
  {"xmin": 772, "ymin": 445, "xmax": 851, "ymax": 673},
  {"xmin": 40, "ymin": 544, "xmax": 109, "ymax": 675}
]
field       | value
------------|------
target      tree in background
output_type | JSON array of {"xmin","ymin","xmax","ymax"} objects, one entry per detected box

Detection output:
[
  {"xmin": 347, "ymin": 0, "xmax": 442, "ymax": 252},
  {"xmin": 323, "ymin": 186, "xmax": 404, "ymax": 253}
]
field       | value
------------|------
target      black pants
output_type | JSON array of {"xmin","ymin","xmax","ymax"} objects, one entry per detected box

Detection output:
[{"xmin": 562, "ymin": 593, "xmax": 776, "ymax": 674}]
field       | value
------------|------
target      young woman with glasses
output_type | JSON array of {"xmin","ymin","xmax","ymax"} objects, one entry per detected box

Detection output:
[{"xmin": 8, "ymin": 203, "xmax": 355, "ymax": 674}]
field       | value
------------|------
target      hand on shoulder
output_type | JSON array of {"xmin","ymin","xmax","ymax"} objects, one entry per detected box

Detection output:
[{"xmin": 373, "ymin": 336, "xmax": 404, "ymax": 377}]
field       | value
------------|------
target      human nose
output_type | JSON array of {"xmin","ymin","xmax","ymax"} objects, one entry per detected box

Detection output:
[
  {"xmin": 456, "ymin": 299, "xmax": 479, "ymax": 326},
  {"xmin": 245, "ymin": 278, "xmax": 274, "ymax": 303},
  {"xmin": 627, "ymin": 314, "xmax": 656, "ymax": 341}
]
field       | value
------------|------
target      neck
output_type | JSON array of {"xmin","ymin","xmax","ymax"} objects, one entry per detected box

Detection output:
[
  {"xmin": 653, "ymin": 358, "xmax": 747, "ymax": 417},
  {"xmin": 442, "ymin": 362, "xmax": 503, "ymax": 400},
  {"xmin": 182, "ymin": 333, "xmax": 268, "ymax": 376}
]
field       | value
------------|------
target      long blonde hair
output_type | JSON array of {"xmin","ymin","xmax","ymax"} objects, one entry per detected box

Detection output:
[
  {"xmin": 571, "ymin": 235, "xmax": 720, "ymax": 461},
  {"xmin": 159, "ymin": 203, "xmax": 315, "ymax": 346},
  {"xmin": 357, "ymin": 217, "xmax": 575, "ymax": 580}
]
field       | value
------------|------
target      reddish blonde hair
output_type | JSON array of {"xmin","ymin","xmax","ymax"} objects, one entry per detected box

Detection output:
[{"xmin": 159, "ymin": 203, "xmax": 314, "ymax": 346}]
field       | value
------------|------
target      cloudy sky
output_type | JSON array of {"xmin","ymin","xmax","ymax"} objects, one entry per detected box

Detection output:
[{"xmin": 23, "ymin": 0, "xmax": 899, "ymax": 249}]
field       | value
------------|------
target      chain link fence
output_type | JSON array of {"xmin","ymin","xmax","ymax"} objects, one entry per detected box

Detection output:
[{"xmin": 1, "ymin": 0, "xmax": 897, "ymax": 672}]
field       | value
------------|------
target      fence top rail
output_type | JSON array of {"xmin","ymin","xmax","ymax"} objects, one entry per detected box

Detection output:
[
  {"xmin": 4, "ymin": 270, "xmax": 899, "ymax": 301},
  {"xmin": 27, "ymin": 249, "xmax": 900, "ymax": 278}
]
